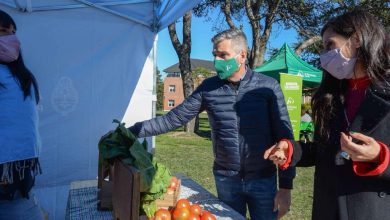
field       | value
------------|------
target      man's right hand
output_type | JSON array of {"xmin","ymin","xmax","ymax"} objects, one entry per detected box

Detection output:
[{"xmin": 263, "ymin": 140, "xmax": 289, "ymax": 165}]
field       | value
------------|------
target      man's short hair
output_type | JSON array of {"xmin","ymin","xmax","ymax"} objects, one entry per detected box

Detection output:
[{"xmin": 212, "ymin": 29, "xmax": 248, "ymax": 53}]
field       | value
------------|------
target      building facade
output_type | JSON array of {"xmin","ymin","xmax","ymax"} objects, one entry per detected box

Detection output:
[
  {"xmin": 162, "ymin": 59, "xmax": 215, "ymax": 111},
  {"xmin": 163, "ymin": 73, "xmax": 184, "ymax": 111}
]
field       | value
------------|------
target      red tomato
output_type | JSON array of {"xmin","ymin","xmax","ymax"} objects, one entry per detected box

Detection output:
[
  {"xmin": 169, "ymin": 176, "xmax": 178, "ymax": 189},
  {"xmin": 189, "ymin": 204, "xmax": 202, "ymax": 216},
  {"xmin": 200, "ymin": 211, "xmax": 216, "ymax": 220},
  {"xmin": 176, "ymin": 199, "xmax": 191, "ymax": 209},
  {"xmin": 187, "ymin": 214, "xmax": 200, "ymax": 220},
  {"xmin": 172, "ymin": 207, "xmax": 190, "ymax": 220},
  {"xmin": 154, "ymin": 208, "xmax": 171, "ymax": 220},
  {"xmin": 169, "ymin": 180, "xmax": 177, "ymax": 190},
  {"xmin": 166, "ymin": 187, "xmax": 175, "ymax": 195}
]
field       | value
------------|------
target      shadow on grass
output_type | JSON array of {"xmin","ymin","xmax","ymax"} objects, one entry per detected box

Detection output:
[
  {"xmin": 157, "ymin": 110, "xmax": 212, "ymax": 139},
  {"xmin": 195, "ymin": 130, "xmax": 211, "ymax": 139},
  {"xmin": 196, "ymin": 113, "xmax": 212, "ymax": 139}
]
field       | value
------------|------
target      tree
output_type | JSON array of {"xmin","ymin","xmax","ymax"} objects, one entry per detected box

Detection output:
[
  {"xmin": 280, "ymin": 0, "xmax": 390, "ymax": 65},
  {"xmin": 281, "ymin": 1, "xmax": 389, "ymax": 52},
  {"xmin": 190, "ymin": 67, "xmax": 214, "ymax": 133},
  {"xmin": 192, "ymin": 67, "xmax": 214, "ymax": 88},
  {"xmin": 194, "ymin": 0, "xmax": 389, "ymax": 68},
  {"xmin": 156, "ymin": 68, "xmax": 164, "ymax": 111},
  {"xmin": 168, "ymin": 11, "xmax": 196, "ymax": 133},
  {"xmin": 194, "ymin": 0, "xmax": 285, "ymax": 68}
]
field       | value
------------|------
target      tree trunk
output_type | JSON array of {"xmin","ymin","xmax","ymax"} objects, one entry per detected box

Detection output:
[
  {"xmin": 249, "ymin": 28, "xmax": 264, "ymax": 68},
  {"xmin": 254, "ymin": 37, "xmax": 267, "ymax": 68},
  {"xmin": 179, "ymin": 53, "xmax": 196, "ymax": 133},
  {"xmin": 222, "ymin": 0, "xmax": 237, "ymax": 29},
  {"xmin": 194, "ymin": 114, "xmax": 200, "ymax": 133},
  {"xmin": 245, "ymin": 0, "xmax": 280, "ymax": 69},
  {"xmin": 168, "ymin": 11, "xmax": 196, "ymax": 134}
]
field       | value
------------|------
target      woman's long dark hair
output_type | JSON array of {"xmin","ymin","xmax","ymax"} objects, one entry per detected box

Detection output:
[
  {"xmin": 312, "ymin": 9, "xmax": 390, "ymax": 143},
  {"xmin": 0, "ymin": 10, "xmax": 39, "ymax": 103}
]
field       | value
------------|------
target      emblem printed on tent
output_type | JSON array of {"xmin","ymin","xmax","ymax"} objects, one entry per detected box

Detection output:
[{"xmin": 51, "ymin": 77, "xmax": 79, "ymax": 116}]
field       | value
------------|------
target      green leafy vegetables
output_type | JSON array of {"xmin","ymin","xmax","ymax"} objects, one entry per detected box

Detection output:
[{"xmin": 99, "ymin": 120, "xmax": 172, "ymax": 217}]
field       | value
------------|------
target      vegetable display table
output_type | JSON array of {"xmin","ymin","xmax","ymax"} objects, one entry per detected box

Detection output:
[{"xmin": 66, "ymin": 174, "xmax": 246, "ymax": 220}]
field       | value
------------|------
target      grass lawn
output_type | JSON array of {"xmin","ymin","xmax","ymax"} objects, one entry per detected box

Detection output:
[{"xmin": 154, "ymin": 112, "xmax": 314, "ymax": 219}]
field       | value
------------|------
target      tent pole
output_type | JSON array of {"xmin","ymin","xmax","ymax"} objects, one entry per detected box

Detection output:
[{"xmin": 152, "ymin": 0, "xmax": 158, "ymax": 32}]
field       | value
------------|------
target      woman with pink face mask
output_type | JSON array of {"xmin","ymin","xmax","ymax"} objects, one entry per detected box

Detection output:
[
  {"xmin": 264, "ymin": 9, "xmax": 390, "ymax": 220},
  {"xmin": 0, "ymin": 10, "xmax": 44, "ymax": 220}
]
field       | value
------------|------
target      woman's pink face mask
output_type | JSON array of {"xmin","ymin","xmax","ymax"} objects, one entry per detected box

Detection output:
[{"xmin": 0, "ymin": 34, "xmax": 20, "ymax": 63}]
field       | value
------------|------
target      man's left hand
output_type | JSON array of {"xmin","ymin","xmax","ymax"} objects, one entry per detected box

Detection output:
[{"xmin": 273, "ymin": 188, "xmax": 291, "ymax": 219}]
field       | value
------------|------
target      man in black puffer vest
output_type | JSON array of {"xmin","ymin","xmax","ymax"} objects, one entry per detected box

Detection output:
[{"xmin": 129, "ymin": 29, "xmax": 295, "ymax": 220}]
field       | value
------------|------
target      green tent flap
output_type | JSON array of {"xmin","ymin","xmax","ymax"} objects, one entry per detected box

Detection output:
[{"xmin": 254, "ymin": 43, "xmax": 323, "ymax": 88}]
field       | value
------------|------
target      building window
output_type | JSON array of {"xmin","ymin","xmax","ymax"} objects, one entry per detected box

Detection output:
[
  {"xmin": 169, "ymin": 85, "xmax": 176, "ymax": 92},
  {"xmin": 168, "ymin": 100, "xmax": 175, "ymax": 107}
]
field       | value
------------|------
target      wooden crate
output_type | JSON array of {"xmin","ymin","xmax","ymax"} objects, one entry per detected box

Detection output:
[
  {"xmin": 98, "ymin": 156, "xmax": 180, "ymax": 219},
  {"xmin": 112, "ymin": 159, "xmax": 140, "ymax": 220},
  {"xmin": 155, "ymin": 179, "xmax": 181, "ymax": 209},
  {"xmin": 97, "ymin": 153, "xmax": 113, "ymax": 210}
]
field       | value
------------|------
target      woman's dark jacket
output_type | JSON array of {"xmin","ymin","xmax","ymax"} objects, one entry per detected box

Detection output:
[
  {"xmin": 130, "ymin": 68, "xmax": 295, "ymax": 188},
  {"xmin": 291, "ymin": 82, "xmax": 390, "ymax": 220}
]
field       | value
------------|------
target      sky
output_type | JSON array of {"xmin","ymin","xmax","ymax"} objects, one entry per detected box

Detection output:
[{"xmin": 156, "ymin": 12, "xmax": 298, "ymax": 78}]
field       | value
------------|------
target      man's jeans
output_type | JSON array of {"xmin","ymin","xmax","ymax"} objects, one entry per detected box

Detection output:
[
  {"xmin": 0, "ymin": 189, "xmax": 44, "ymax": 220},
  {"xmin": 214, "ymin": 173, "xmax": 277, "ymax": 220}
]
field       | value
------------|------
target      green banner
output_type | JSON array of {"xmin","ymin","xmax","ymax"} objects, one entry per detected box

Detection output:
[{"xmin": 280, "ymin": 73, "xmax": 303, "ymax": 141}]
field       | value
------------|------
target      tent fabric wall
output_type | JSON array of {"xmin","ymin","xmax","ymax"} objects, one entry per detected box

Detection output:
[{"xmin": 1, "ymin": 0, "xmax": 201, "ymax": 219}]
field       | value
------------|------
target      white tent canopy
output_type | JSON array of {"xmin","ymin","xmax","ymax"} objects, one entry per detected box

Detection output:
[
  {"xmin": 1, "ymin": 0, "xmax": 201, "ymax": 219},
  {"xmin": 2, "ymin": 0, "xmax": 196, "ymax": 32}
]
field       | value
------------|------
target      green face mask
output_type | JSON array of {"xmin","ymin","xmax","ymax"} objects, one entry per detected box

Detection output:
[{"xmin": 214, "ymin": 54, "xmax": 241, "ymax": 80}]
